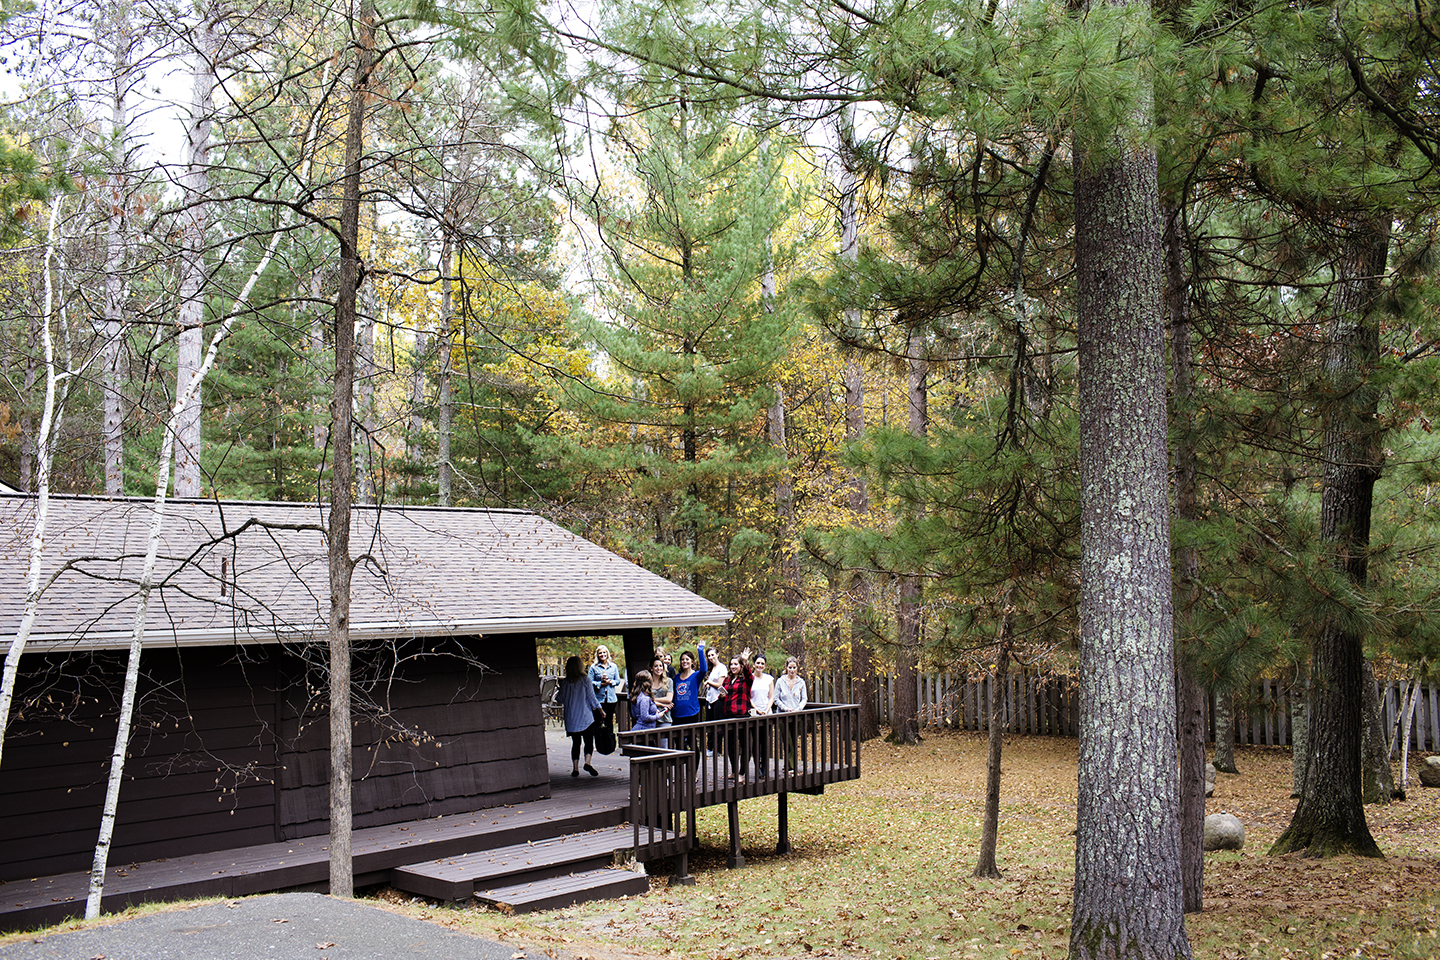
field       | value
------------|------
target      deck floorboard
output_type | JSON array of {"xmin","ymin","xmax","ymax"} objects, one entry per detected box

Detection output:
[{"xmin": 0, "ymin": 734, "xmax": 630, "ymax": 932}]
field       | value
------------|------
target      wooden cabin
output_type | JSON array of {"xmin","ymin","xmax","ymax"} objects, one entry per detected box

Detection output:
[{"xmin": 0, "ymin": 495, "xmax": 732, "ymax": 892}]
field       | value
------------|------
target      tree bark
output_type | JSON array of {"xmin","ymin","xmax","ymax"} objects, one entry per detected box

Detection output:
[
  {"xmin": 327, "ymin": 2, "xmax": 375, "ymax": 898},
  {"xmin": 1166, "ymin": 202, "xmax": 1205, "ymax": 914},
  {"xmin": 1290, "ymin": 659, "xmax": 1309, "ymax": 797},
  {"xmin": 1069, "ymin": 37, "xmax": 1190, "ymax": 954},
  {"xmin": 173, "ymin": 0, "xmax": 219, "ymax": 499},
  {"xmin": 838, "ymin": 106, "xmax": 878, "ymax": 741},
  {"xmin": 890, "ymin": 326, "xmax": 925, "ymax": 746},
  {"xmin": 1270, "ymin": 214, "xmax": 1387, "ymax": 859},
  {"xmin": 1212, "ymin": 687, "xmax": 1238, "ymax": 774},
  {"xmin": 101, "ymin": 0, "xmax": 134, "ymax": 497},
  {"xmin": 1360, "ymin": 659, "xmax": 1395, "ymax": 804},
  {"xmin": 974, "ymin": 611, "xmax": 1011, "ymax": 879},
  {"xmin": 437, "ymin": 231, "xmax": 454, "ymax": 506},
  {"xmin": 0, "ymin": 201, "xmax": 67, "ymax": 772}
]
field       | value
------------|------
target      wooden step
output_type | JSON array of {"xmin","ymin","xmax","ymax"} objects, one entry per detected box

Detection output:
[
  {"xmin": 475, "ymin": 868, "xmax": 650, "ymax": 914},
  {"xmin": 391, "ymin": 826, "xmax": 637, "ymax": 901}
]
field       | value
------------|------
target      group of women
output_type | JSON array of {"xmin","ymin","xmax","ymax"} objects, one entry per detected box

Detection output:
[{"xmin": 557, "ymin": 642, "xmax": 810, "ymax": 784}]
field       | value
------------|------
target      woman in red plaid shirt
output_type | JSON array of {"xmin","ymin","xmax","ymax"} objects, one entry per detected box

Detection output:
[{"xmin": 720, "ymin": 647, "xmax": 754, "ymax": 782}]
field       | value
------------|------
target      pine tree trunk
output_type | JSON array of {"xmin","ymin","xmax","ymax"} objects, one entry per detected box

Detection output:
[
  {"xmin": 1270, "ymin": 212, "xmax": 1386, "ymax": 859},
  {"xmin": 974, "ymin": 617, "xmax": 1010, "ymax": 879},
  {"xmin": 1167, "ymin": 201, "xmax": 1205, "ymax": 915},
  {"xmin": 890, "ymin": 327, "xmax": 926, "ymax": 746},
  {"xmin": 1069, "ymin": 31, "xmax": 1190, "ymax": 953}
]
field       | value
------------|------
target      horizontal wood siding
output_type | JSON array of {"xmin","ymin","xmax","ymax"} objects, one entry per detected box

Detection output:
[
  {"xmin": 277, "ymin": 636, "xmax": 548, "ymax": 839},
  {"xmin": 0, "ymin": 648, "xmax": 280, "ymax": 883}
]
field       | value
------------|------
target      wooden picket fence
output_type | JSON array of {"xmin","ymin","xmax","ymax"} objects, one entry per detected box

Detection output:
[
  {"xmin": 815, "ymin": 670, "xmax": 1440, "ymax": 751},
  {"xmin": 545, "ymin": 662, "xmax": 1440, "ymax": 751}
]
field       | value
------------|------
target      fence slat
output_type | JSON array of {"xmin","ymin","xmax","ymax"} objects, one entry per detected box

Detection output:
[{"xmin": 784, "ymin": 669, "xmax": 1434, "ymax": 743}]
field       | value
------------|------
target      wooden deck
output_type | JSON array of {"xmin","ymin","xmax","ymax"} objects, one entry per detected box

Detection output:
[
  {"xmin": 0, "ymin": 737, "xmax": 633, "ymax": 933},
  {"xmin": 0, "ymin": 704, "xmax": 861, "ymax": 932}
]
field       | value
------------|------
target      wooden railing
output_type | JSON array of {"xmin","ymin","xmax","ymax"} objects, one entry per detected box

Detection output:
[
  {"xmin": 620, "ymin": 703, "xmax": 861, "ymax": 808},
  {"xmin": 621, "ymin": 741, "xmax": 697, "ymax": 873}
]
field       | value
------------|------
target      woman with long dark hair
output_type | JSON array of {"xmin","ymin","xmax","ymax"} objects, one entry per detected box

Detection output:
[{"xmin": 560, "ymin": 655, "xmax": 602, "ymax": 777}]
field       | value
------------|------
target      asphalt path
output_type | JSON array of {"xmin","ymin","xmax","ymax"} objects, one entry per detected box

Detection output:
[{"xmin": 0, "ymin": 893, "xmax": 522, "ymax": 960}]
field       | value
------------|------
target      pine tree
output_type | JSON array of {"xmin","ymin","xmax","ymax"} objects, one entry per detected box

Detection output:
[{"xmin": 543, "ymin": 99, "xmax": 801, "ymax": 629}]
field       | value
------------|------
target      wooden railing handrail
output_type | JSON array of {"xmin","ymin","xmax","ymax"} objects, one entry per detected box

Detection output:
[{"xmin": 619, "ymin": 702, "xmax": 861, "ymax": 823}]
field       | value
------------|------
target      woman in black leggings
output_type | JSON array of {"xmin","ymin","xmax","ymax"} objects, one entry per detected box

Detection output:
[{"xmin": 560, "ymin": 655, "xmax": 602, "ymax": 777}]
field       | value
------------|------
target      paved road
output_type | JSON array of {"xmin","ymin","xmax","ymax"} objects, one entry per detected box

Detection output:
[{"xmin": 0, "ymin": 893, "xmax": 521, "ymax": 960}]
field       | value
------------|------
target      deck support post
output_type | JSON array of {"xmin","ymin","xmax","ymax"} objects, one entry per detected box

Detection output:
[
  {"xmin": 776, "ymin": 791, "xmax": 791, "ymax": 854},
  {"xmin": 672, "ymin": 851, "xmax": 696, "ymax": 885},
  {"xmin": 726, "ymin": 800, "xmax": 745, "ymax": 868}
]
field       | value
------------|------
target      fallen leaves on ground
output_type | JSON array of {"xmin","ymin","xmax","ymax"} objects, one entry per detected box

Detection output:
[{"xmin": 365, "ymin": 734, "xmax": 1438, "ymax": 960}]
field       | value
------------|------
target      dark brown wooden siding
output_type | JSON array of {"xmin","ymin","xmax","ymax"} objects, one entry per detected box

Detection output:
[
  {"xmin": 276, "ymin": 636, "xmax": 548, "ymax": 838},
  {"xmin": 0, "ymin": 647, "xmax": 281, "ymax": 882},
  {"xmin": 0, "ymin": 636, "xmax": 548, "ymax": 882}
]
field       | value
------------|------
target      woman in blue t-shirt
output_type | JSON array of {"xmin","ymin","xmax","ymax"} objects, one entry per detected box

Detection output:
[{"xmin": 670, "ymin": 643, "xmax": 707, "ymax": 751}]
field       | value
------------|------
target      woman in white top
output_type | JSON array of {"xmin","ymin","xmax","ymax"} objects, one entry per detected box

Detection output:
[
  {"xmin": 773, "ymin": 656, "xmax": 809, "ymax": 773},
  {"xmin": 749, "ymin": 653, "xmax": 776, "ymax": 778}
]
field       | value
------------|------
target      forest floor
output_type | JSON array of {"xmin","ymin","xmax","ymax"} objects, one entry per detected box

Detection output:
[{"xmin": 367, "ymin": 732, "xmax": 1440, "ymax": 960}]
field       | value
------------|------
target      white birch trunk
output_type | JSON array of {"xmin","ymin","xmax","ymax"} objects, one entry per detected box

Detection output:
[
  {"xmin": 0, "ymin": 200, "xmax": 70, "ymax": 772},
  {"xmin": 172, "ymin": 1, "xmax": 219, "ymax": 498},
  {"xmin": 101, "ymin": 0, "xmax": 134, "ymax": 496},
  {"xmin": 1397, "ymin": 676, "xmax": 1422, "ymax": 789},
  {"xmin": 84, "ymin": 209, "xmax": 287, "ymax": 922}
]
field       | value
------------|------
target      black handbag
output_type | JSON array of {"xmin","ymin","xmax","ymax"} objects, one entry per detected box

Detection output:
[{"xmin": 594, "ymin": 720, "xmax": 617, "ymax": 756}]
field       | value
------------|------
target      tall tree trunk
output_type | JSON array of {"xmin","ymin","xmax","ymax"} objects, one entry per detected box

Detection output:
[
  {"xmin": 1290, "ymin": 659, "xmax": 1310, "ymax": 797},
  {"xmin": 1212, "ymin": 687, "xmax": 1239, "ymax": 774},
  {"xmin": 838, "ymin": 107, "xmax": 878, "ymax": 741},
  {"xmin": 353, "ymin": 233, "xmax": 378, "ymax": 506},
  {"xmin": 437, "ymin": 231, "xmax": 454, "ymax": 506},
  {"xmin": 101, "ymin": 0, "xmax": 134, "ymax": 496},
  {"xmin": 311, "ymin": 270, "xmax": 329, "ymax": 454},
  {"xmin": 85, "ymin": 204, "xmax": 255, "ymax": 919},
  {"xmin": 974, "ymin": 607, "xmax": 1011, "ymax": 879},
  {"xmin": 0, "ymin": 200, "xmax": 68, "ymax": 772},
  {"xmin": 1167, "ymin": 203, "xmax": 1205, "ymax": 914},
  {"xmin": 173, "ymin": 0, "xmax": 218, "ymax": 499},
  {"xmin": 1270, "ymin": 214, "xmax": 1387, "ymax": 859},
  {"xmin": 1361, "ymin": 659, "xmax": 1395, "ymax": 804},
  {"xmin": 327, "ymin": 2, "xmax": 374, "ymax": 897},
  {"xmin": 770, "ymin": 381, "xmax": 802, "ymax": 657},
  {"xmin": 891, "ymin": 325, "xmax": 925, "ymax": 746},
  {"xmin": 1069, "ymin": 17, "xmax": 1190, "ymax": 952}
]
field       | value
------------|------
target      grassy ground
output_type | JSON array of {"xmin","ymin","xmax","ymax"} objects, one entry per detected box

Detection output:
[
  {"xmin": 6, "ymin": 733, "xmax": 1436, "ymax": 959},
  {"xmin": 368, "ymin": 733, "xmax": 1440, "ymax": 960}
]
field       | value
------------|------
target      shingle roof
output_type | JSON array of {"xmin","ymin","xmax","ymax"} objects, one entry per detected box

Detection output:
[{"xmin": 0, "ymin": 495, "xmax": 732, "ymax": 652}]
